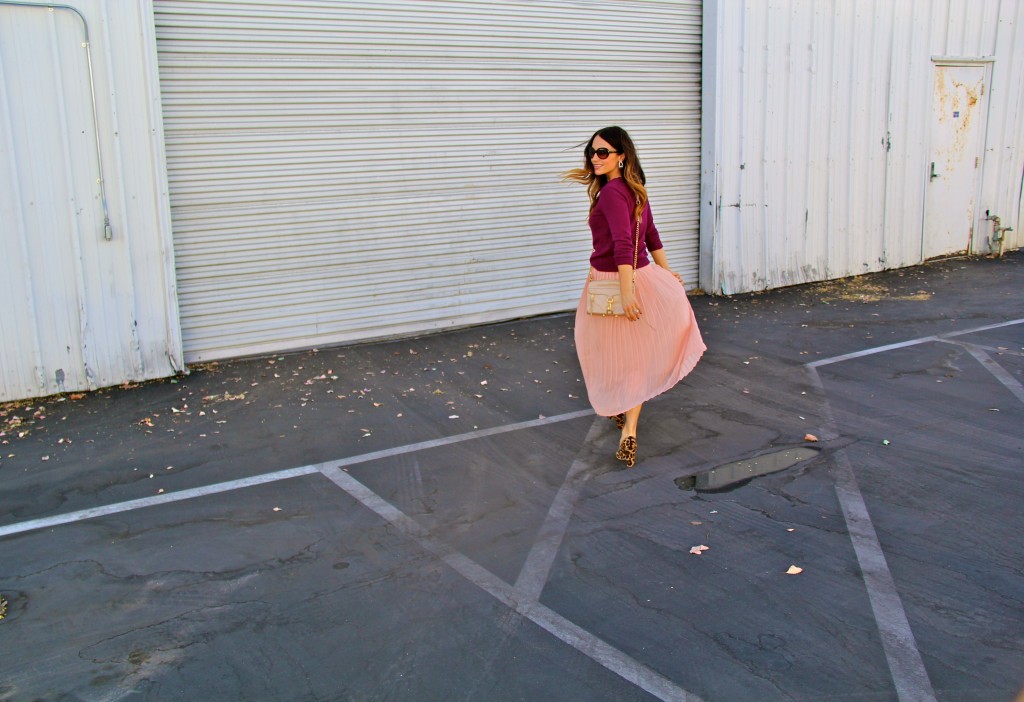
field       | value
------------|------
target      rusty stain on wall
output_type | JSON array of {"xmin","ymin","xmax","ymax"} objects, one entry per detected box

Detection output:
[{"xmin": 934, "ymin": 67, "xmax": 983, "ymax": 164}]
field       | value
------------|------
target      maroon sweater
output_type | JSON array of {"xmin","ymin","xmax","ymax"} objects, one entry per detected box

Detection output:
[{"xmin": 588, "ymin": 178, "xmax": 663, "ymax": 272}]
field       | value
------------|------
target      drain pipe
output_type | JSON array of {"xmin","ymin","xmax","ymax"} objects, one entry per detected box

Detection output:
[
  {"xmin": 1, "ymin": 1, "xmax": 113, "ymax": 241},
  {"xmin": 985, "ymin": 212, "xmax": 1014, "ymax": 257}
]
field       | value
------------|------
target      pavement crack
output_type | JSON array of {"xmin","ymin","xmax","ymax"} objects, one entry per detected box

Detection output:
[{"xmin": 77, "ymin": 600, "xmax": 268, "ymax": 664}]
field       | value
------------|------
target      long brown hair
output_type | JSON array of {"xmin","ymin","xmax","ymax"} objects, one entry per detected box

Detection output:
[{"xmin": 563, "ymin": 126, "xmax": 648, "ymax": 220}]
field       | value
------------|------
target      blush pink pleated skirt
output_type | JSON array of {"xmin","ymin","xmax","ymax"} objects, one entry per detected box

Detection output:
[{"xmin": 574, "ymin": 265, "xmax": 706, "ymax": 417}]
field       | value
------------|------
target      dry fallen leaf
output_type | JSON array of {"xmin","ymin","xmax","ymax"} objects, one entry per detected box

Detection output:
[
  {"xmin": 786, "ymin": 565, "xmax": 803, "ymax": 575},
  {"xmin": 803, "ymin": 433, "xmax": 818, "ymax": 442}
]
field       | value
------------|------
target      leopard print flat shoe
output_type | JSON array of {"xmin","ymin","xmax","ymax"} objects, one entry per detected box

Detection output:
[{"xmin": 612, "ymin": 413, "xmax": 625, "ymax": 429}]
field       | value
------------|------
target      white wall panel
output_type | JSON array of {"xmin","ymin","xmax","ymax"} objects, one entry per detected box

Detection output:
[
  {"xmin": 0, "ymin": 1, "xmax": 183, "ymax": 402},
  {"xmin": 154, "ymin": 0, "xmax": 703, "ymax": 362},
  {"xmin": 701, "ymin": 0, "xmax": 1024, "ymax": 295},
  {"xmin": 976, "ymin": 0, "xmax": 1024, "ymax": 254}
]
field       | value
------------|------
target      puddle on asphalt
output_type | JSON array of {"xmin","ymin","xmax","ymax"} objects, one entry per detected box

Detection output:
[{"xmin": 675, "ymin": 447, "xmax": 820, "ymax": 493}]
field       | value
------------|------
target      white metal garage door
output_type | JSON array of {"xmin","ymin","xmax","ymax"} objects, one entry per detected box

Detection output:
[{"xmin": 154, "ymin": 0, "xmax": 702, "ymax": 362}]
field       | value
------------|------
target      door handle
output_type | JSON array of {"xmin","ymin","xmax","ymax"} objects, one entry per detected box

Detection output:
[{"xmin": 930, "ymin": 162, "xmax": 939, "ymax": 181}]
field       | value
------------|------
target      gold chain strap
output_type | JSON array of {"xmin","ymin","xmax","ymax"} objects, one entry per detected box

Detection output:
[{"xmin": 630, "ymin": 202, "xmax": 640, "ymax": 289}]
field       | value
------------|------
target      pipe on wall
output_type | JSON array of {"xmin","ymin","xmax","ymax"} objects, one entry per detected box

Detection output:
[{"xmin": 0, "ymin": 1, "xmax": 113, "ymax": 241}]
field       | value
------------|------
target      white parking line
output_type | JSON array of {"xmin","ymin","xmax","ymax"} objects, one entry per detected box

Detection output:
[
  {"xmin": 0, "ymin": 409, "xmax": 593, "ymax": 539},
  {"xmin": 940, "ymin": 340, "xmax": 1024, "ymax": 403},
  {"xmin": 321, "ymin": 458, "xmax": 705, "ymax": 702},
  {"xmin": 808, "ymin": 318, "xmax": 1024, "ymax": 369},
  {"xmin": 805, "ymin": 317, "xmax": 1024, "ymax": 702},
  {"xmin": 807, "ymin": 367, "xmax": 938, "ymax": 702},
  {"xmin": 0, "ymin": 465, "xmax": 319, "ymax": 539},
  {"xmin": 6, "ymin": 317, "xmax": 1018, "ymax": 699},
  {"xmin": 1, "ymin": 402, "xmax": 700, "ymax": 700},
  {"xmin": 513, "ymin": 417, "xmax": 607, "ymax": 602}
]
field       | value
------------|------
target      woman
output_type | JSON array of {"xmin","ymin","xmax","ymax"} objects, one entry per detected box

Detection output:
[{"xmin": 565, "ymin": 126, "xmax": 706, "ymax": 467}]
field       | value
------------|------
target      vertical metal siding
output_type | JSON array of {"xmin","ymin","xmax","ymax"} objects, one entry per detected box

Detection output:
[
  {"xmin": 1, "ymin": 7, "xmax": 91, "ymax": 399},
  {"xmin": 0, "ymin": 1, "xmax": 183, "ymax": 402},
  {"xmin": 702, "ymin": 0, "xmax": 1024, "ymax": 295},
  {"xmin": 709, "ymin": 0, "xmax": 896, "ymax": 294},
  {"xmin": 977, "ymin": 0, "xmax": 1024, "ymax": 253},
  {"xmin": 153, "ymin": 0, "xmax": 703, "ymax": 362}
]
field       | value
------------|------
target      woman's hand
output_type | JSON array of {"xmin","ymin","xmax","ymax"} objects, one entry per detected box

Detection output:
[
  {"xmin": 621, "ymin": 290, "xmax": 642, "ymax": 322},
  {"xmin": 617, "ymin": 264, "xmax": 642, "ymax": 321},
  {"xmin": 665, "ymin": 269, "xmax": 684, "ymax": 285}
]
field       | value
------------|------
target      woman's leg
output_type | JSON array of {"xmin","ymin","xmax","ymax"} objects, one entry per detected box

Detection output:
[{"xmin": 620, "ymin": 403, "xmax": 642, "ymax": 440}]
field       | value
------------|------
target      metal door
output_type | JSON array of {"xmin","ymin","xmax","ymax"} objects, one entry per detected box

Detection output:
[
  {"xmin": 154, "ymin": 0, "xmax": 704, "ymax": 362},
  {"xmin": 922, "ymin": 64, "xmax": 988, "ymax": 258}
]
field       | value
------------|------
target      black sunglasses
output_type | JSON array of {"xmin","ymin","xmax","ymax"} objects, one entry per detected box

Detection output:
[{"xmin": 586, "ymin": 146, "xmax": 619, "ymax": 160}]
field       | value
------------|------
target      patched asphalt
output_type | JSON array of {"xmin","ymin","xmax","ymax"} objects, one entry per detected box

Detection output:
[{"xmin": 1, "ymin": 252, "xmax": 1022, "ymax": 702}]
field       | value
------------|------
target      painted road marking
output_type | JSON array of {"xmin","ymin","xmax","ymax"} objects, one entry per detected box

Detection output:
[
  {"xmin": 3, "ymin": 318, "xmax": 1020, "ymax": 700},
  {"xmin": 318, "ymin": 415, "xmax": 704, "ymax": 701},
  {"xmin": 806, "ymin": 317, "xmax": 1023, "ymax": 702},
  {"xmin": 0, "ymin": 409, "xmax": 592, "ymax": 539},
  {"xmin": 807, "ymin": 368, "xmax": 938, "ymax": 702}
]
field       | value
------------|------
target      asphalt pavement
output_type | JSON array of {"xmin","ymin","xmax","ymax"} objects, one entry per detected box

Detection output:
[{"xmin": 1, "ymin": 252, "xmax": 1022, "ymax": 702}]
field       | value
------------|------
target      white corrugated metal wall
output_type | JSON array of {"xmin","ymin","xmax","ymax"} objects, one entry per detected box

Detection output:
[
  {"xmin": 0, "ymin": 0, "xmax": 183, "ymax": 402},
  {"xmin": 700, "ymin": 0, "xmax": 1024, "ymax": 295},
  {"xmin": 153, "ymin": 0, "xmax": 703, "ymax": 362}
]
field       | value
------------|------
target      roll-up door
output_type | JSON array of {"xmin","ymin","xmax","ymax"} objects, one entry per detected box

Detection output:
[{"xmin": 154, "ymin": 0, "xmax": 702, "ymax": 361}]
